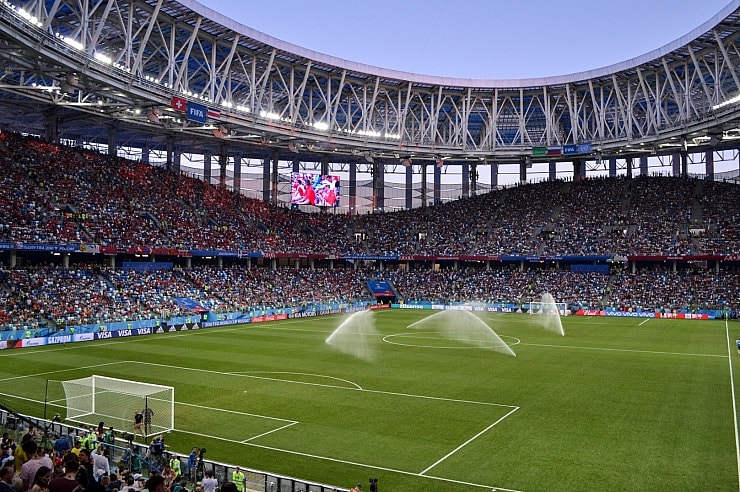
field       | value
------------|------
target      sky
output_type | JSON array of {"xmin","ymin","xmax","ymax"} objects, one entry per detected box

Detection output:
[{"xmin": 196, "ymin": 0, "xmax": 732, "ymax": 80}]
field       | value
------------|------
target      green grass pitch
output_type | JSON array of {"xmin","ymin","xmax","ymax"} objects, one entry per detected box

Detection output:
[{"xmin": 1, "ymin": 310, "xmax": 739, "ymax": 491}]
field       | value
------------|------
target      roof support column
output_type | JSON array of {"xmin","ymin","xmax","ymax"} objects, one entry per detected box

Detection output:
[
  {"xmin": 107, "ymin": 124, "xmax": 117, "ymax": 157},
  {"xmin": 349, "ymin": 162, "xmax": 357, "ymax": 215},
  {"xmin": 705, "ymin": 149, "xmax": 714, "ymax": 181},
  {"xmin": 271, "ymin": 152, "xmax": 279, "ymax": 205},
  {"xmin": 405, "ymin": 164, "xmax": 413, "ymax": 210},
  {"xmin": 433, "ymin": 163, "xmax": 441, "ymax": 206},
  {"xmin": 203, "ymin": 151, "xmax": 212, "ymax": 186},
  {"xmin": 140, "ymin": 142, "xmax": 149, "ymax": 165},
  {"xmin": 520, "ymin": 159, "xmax": 528, "ymax": 183},
  {"xmin": 233, "ymin": 154, "xmax": 242, "ymax": 194},
  {"xmin": 43, "ymin": 109, "xmax": 59, "ymax": 144},
  {"xmin": 639, "ymin": 156, "xmax": 648, "ymax": 176},
  {"xmin": 166, "ymin": 135, "xmax": 179, "ymax": 173},
  {"xmin": 672, "ymin": 152, "xmax": 681, "ymax": 177},
  {"xmin": 372, "ymin": 161, "xmax": 384, "ymax": 212},
  {"xmin": 461, "ymin": 162, "xmax": 470, "ymax": 198},
  {"xmin": 262, "ymin": 155, "xmax": 270, "ymax": 203},
  {"xmin": 420, "ymin": 163, "xmax": 428, "ymax": 208},
  {"xmin": 219, "ymin": 145, "xmax": 228, "ymax": 187}
]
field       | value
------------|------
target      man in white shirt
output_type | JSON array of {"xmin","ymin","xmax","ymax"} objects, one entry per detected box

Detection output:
[
  {"xmin": 91, "ymin": 444, "xmax": 110, "ymax": 478},
  {"xmin": 201, "ymin": 471, "xmax": 217, "ymax": 492},
  {"xmin": 20, "ymin": 442, "xmax": 53, "ymax": 490}
]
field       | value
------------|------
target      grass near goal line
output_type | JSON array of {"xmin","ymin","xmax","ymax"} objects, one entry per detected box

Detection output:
[{"xmin": 0, "ymin": 310, "xmax": 738, "ymax": 491}]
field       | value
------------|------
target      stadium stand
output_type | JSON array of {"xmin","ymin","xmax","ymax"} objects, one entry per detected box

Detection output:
[{"xmin": 0, "ymin": 132, "xmax": 738, "ymax": 334}]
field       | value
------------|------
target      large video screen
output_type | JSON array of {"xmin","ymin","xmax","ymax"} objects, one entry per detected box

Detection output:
[{"xmin": 291, "ymin": 173, "xmax": 340, "ymax": 207}]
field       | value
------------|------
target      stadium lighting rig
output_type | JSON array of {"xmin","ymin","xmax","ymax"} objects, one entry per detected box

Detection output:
[{"xmin": 712, "ymin": 93, "xmax": 740, "ymax": 110}]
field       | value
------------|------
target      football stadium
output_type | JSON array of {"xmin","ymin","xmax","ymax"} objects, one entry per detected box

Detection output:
[{"xmin": 0, "ymin": 1, "xmax": 739, "ymax": 491}]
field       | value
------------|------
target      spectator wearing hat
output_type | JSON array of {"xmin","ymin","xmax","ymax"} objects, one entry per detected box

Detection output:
[{"xmin": 131, "ymin": 474, "xmax": 145, "ymax": 491}]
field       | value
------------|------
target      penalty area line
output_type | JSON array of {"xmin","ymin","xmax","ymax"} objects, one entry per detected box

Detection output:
[
  {"xmin": 0, "ymin": 361, "xmax": 126, "ymax": 383},
  {"xmin": 523, "ymin": 342, "xmax": 726, "ymax": 358},
  {"xmin": 176, "ymin": 401, "xmax": 296, "ymax": 424},
  {"xmin": 174, "ymin": 428, "xmax": 522, "ymax": 492},
  {"xmin": 419, "ymin": 406, "xmax": 520, "ymax": 476},
  {"xmin": 240, "ymin": 421, "xmax": 299, "ymax": 443}
]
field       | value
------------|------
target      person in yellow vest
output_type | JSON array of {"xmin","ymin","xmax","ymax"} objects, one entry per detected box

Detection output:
[
  {"xmin": 169, "ymin": 455, "xmax": 181, "ymax": 480},
  {"xmin": 231, "ymin": 467, "xmax": 245, "ymax": 492}
]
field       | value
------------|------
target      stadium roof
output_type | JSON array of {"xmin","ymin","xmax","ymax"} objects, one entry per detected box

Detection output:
[{"xmin": 0, "ymin": 0, "xmax": 739, "ymax": 167}]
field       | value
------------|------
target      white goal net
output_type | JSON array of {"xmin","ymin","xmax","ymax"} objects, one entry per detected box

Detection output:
[
  {"xmin": 528, "ymin": 301, "xmax": 569, "ymax": 316},
  {"xmin": 58, "ymin": 375, "xmax": 174, "ymax": 436},
  {"xmin": 528, "ymin": 293, "xmax": 569, "ymax": 316}
]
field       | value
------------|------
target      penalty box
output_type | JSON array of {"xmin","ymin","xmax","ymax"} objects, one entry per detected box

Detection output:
[{"xmin": 106, "ymin": 361, "xmax": 521, "ymax": 472}]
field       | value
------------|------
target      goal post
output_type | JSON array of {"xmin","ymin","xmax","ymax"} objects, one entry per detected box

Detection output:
[
  {"xmin": 528, "ymin": 294, "xmax": 569, "ymax": 316},
  {"xmin": 56, "ymin": 376, "xmax": 174, "ymax": 436}
]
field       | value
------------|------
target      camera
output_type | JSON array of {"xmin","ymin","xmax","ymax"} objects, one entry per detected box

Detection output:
[
  {"xmin": 199, "ymin": 448, "xmax": 206, "ymax": 455},
  {"xmin": 369, "ymin": 478, "xmax": 378, "ymax": 492}
]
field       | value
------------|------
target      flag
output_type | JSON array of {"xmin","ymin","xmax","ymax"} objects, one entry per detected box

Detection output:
[
  {"xmin": 547, "ymin": 146, "xmax": 562, "ymax": 156},
  {"xmin": 532, "ymin": 147, "xmax": 547, "ymax": 157},
  {"xmin": 207, "ymin": 108, "xmax": 221, "ymax": 120},
  {"xmin": 171, "ymin": 96, "xmax": 186, "ymax": 112}
]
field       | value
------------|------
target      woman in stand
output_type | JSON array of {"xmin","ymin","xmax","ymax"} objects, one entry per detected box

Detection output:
[{"xmin": 29, "ymin": 466, "xmax": 51, "ymax": 492}]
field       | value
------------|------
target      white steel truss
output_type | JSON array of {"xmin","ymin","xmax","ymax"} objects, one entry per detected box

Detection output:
[{"xmin": 0, "ymin": 0, "xmax": 739, "ymax": 160}]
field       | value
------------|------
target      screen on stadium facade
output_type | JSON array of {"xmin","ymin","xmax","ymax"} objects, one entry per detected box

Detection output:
[{"xmin": 290, "ymin": 172, "xmax": 340, "ymax": 207}]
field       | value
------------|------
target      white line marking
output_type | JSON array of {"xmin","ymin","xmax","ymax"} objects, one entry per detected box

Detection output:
[
  {"xmin": 419, "ymin": 406, "xmax": 520, "ymax": 475},
  {"xmin": 174, "ymin": 427, "xmax": 522, "ymax": 492},
  {"xmin": 134, "ymin": 360, "xmax": 516, "ymax": 408},
  {"xmin": 639, "ymin": 318, "xmax": 651, "ymax": 326},
  {"xmin": 0, "ymin": 321, "xmax": 525, "ymax": 491},
  {"xmin": 240, "ymin": 422, "xmax": 299, "ymax": 443},
  {"xmin": 225, "ymin": 371, "xmax": 363, "ymax": 390},
  {"xmin": 176, "ymin": 401, "xmax": 296, "ymax": 424},
  {"xmin": 725, "ymin": 319, "xmax": 740, "ymax": 491},
  {"xmin": 0, "ymin": 361, "xmax": 124, "ymax": 382},
  {"xmin": 523, "ymin": 342, "xmax": 726, "ymax": 358}
]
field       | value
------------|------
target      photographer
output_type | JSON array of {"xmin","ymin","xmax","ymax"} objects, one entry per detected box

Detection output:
[
  {"xmin": 147, "ymin": 436, "xmax": 167, "ymax": 472},
  {"xmin": 187, "ymin": 448, "xmax": 198, "ymax": 483}
]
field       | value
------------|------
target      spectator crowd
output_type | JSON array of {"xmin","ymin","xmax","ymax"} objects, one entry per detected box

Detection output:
[{"xmin": 0, "ymin": 131, "xmax": 737, "ymax": 333}]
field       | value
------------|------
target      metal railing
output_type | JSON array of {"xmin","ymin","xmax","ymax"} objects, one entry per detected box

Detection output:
[{"xmin": 0, "ymin": 406, "xmax": 347, "ymax": 492}]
